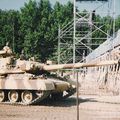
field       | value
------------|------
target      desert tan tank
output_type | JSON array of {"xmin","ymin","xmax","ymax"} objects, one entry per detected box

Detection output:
[{"xmin": 0, "ymin": 44, "xmax": 118, "ymax": 105}]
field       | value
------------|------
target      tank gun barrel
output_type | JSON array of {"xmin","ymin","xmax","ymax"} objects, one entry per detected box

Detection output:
[
  {"xmin": 0, "ymin": 70, "xmax": 25, "ymax": 75},
  {"xmin": 15, "ymin": 60, "xmax": 119, "ymax": 73},
  {"xmin": 42, "ymin": 60, "xmax": 119, "ymax": 71}
]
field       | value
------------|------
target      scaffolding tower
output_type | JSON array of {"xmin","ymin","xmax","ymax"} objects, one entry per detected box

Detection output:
[{"xmin": 57, "ymin": 0, "xmax": 116, "ymax": 64}]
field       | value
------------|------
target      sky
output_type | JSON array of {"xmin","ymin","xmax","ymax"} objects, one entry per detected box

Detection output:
[{"xmin": 0, "ymin": 0, "xmax": 120, "ymax": 17}]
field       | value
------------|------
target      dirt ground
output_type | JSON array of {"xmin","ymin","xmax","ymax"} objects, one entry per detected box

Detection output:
[{"xmin": 0, "ymin": 95, "xmax": 120, "ymax": 120}]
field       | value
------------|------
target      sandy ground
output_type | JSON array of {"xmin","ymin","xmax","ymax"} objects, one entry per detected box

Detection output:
[{"xmin": 0, "ymin": 95, "xmax": 120, "ymax": 120}]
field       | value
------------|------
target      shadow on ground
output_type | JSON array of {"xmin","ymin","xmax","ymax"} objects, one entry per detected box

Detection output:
[{"xmin": 33, "ymin": 96, "xmax": 98, "ymax": 107}]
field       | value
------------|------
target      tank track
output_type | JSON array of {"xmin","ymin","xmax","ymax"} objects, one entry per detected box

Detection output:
[
  {"xmin": 0, "ymin": 89, "xmax": 76, "ymax": 105},
  {"xmin": 0, "ymin": 91, "xmax": 50, "ymax": 106}
]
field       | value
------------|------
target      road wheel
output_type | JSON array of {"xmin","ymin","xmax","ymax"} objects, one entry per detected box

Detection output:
[
  {"xmin": 21, "ymin": 91, "xmax": 33, "ymax": 104},
  {"xmin": 8, "ymin": 90, "xmax": 19, "ymax": 103},
  {"xmin": 0, "ymin": 90, "xmax": 6, "ymax": 102}
]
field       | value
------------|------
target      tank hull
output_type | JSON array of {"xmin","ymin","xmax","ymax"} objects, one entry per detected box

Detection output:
[
  {"xmin": 0, "ymin": 74, "xmax": 71, "ymax": 92},
  {"xmin": 0, "ymin": 73, "xmax": 75, "ymax": 105}
]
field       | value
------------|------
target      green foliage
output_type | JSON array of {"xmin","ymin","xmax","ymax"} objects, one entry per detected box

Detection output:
[
  {"xmin": 0, "ymin": 0, "xmax": 120, "ymax": 62},
  {"xmin": 0, "ymin": 0, "xmax": 73, "ymax": 62}
]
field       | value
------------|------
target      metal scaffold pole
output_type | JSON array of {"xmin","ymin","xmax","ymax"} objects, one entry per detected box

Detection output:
[
  {"xmin": 113, "ymin": 0, "xmax": 116, "ymax": 38},
  {"xmin": 12, "ymin": 18, "xmax": 15, "ymax": 53},
  {"xmin": 73, "ymin": 1, "xmax": 79, "ymax": 120},
  {"xmin": 76, "ymin": 71, "xmax": 79, "ymax": 120},
  {"xmin": 73, "ymin": 0, "xmax": 76, "ymax": 65},
  {"xmin": 73, "ymin": 0, "xmax": 76, "ymax": 79},
  {"xmin": 58, "ymin": 25, "xmax": 61, "ymax": 64}
]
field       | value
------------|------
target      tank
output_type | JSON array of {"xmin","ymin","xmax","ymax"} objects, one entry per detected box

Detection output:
[{"xmin": 0, "ymin": 44, "xmax": 118, "ymax": 105}]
